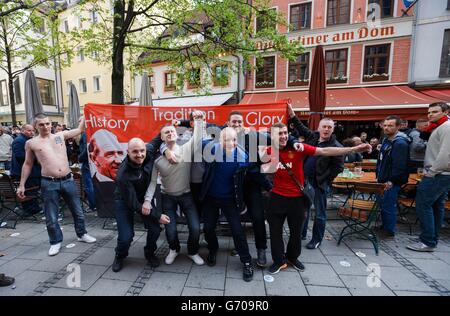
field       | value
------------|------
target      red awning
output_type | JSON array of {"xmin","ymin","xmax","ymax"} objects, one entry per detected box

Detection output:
[
  {"xmin": 240, "ymin": 86, "xmax": 442, "ymax": 121},
  {"xmin": 418, "ymin": 89, "xmax": 450, "ymax": 103}
]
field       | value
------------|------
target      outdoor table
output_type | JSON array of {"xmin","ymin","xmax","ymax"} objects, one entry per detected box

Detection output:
[{"xmin": 334, "ymin": 172, "xmax": 419, "ymax": 186}]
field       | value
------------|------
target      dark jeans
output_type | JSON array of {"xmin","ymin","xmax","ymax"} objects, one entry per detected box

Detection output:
[
  {"xmin": 203, "ymin": 195, "xmax": 252, "ymax": 264},
  {"xmin": 415, "ymin": 174, "xmax": 450, "ymax": 247},
  {"xmin": 81, "ymin": 162, "xmax": 96, "ymax": 210},
  {"xmin": 163, "ymin": 192, "xmax": 200, "ymax": 255},
  {"xmin": 190, "ymin": 182, "xmax": 203, "ymax": 221},
  {"xmin": 40, "ymin": 176, "xmax": 87, "ymax": 245},
  {"xmin": 114, "ymin": 199, "xmax": 162, "ymax": 259},
  {"xmin": 302, "ymin": 184, "xmax": 329, "ymax": 243},
  {"xmin": 243, "ymin": 177, "xmax": 267, "ymax": 250},
  {"xmin": 268, "ymin": 192, "xmax": 307, "ymax": 265}
]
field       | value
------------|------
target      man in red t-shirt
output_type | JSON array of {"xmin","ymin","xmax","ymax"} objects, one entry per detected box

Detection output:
[{"xmin": 263, "ymin": 122, "xmax": 371, "ymax": 274}]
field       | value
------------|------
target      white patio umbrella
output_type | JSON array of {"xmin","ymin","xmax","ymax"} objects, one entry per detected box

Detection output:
[
  {"xmin": 68, "ymin": 83, "xmax": 81, "ymax": 129},
  {"xmin": 24, "ymin": 70, "xmax": 44, "ymax": 124},
  {"xmin": 139, "ymin": 72, "xmax": 153, "ymax": 106}
]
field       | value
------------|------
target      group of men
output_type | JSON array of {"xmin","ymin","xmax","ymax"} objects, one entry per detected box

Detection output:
[{"xmin": 10, "ymin": 100, "xmax": 449, "ymax": 284}]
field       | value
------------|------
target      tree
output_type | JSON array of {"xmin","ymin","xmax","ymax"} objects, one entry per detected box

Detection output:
[
  {"xmin": 0, "ymin": 1, "xmax": 69, "ymax": 125},
  {"xmin": 72, "ymin": 0, "xmax": 303, "ymax": 105}
]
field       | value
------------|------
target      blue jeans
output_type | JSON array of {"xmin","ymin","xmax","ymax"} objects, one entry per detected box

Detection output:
[
  {"xmin": 302, "ymin": 185, "xmax": 329, "ymax": 243},
  {"xmin": 40, "ymin": 176, "xmax": 87, "ymax": 245},
  {"xmin": 415, "ymin": 174, "xmax": 450, "ymax": 247},
  {"xmin": 114, "ymin": 199, "xmax": 162, "ymax": 259},
  {"xmin": 163, "ymin": 192, "xmax": 200, "ymax": 255},
  {"xmin": 81, "ymin": 163, "xmax": 96, "ymax": 210},
  {"xmin": 379, "ymin": 184, "xmax": 401, "ymax": 234},
  {"xmin": 203, "ymin": 195, "xmax": 252, "ymax": 264}
]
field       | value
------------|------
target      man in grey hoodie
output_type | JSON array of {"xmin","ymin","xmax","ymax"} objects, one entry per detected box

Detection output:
[{"xmin": 407, "ymin": 102, "xmax": 450, "ymax": 252}]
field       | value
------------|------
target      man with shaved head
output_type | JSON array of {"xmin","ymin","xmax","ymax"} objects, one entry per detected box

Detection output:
[
  {"xmin": 11, "ymin": 124, "xmax": 42, "ymax": 217},
  {"xmin": 112, "ymin": 136, "xmax": 170, "ymax": 272}
]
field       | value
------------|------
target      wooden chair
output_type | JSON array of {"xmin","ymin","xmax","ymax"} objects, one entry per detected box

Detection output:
[
  {"xmin": 337, "ymin": 182, "xmax": 385, "ymax": 255},
  {"xmin": 397, "ymin": 184, "xmax": 417, "ymax": 235}
]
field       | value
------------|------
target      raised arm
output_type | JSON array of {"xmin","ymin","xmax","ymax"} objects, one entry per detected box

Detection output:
[
  {"xmin": 17, "ymin": 142, "xmax": 36, "ymax": 198},
  {"xmin": 63, "ymin": 116, "xmax": 86, "ymax": 140},
  {"xmin": 287, "ymin": 103, "xmax": 315, "ymax": 141},
  {"xmin": 314, "ymin": 143, "xmax": 371, "ymax": 157}
]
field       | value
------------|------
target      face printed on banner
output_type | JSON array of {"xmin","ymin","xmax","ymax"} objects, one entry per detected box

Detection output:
[
  {"xmin": 127, "ymin": 138, "xmax": 146, "ymax": 165},
  {"xmin": 89, "ymin": 129, "xmax": 125, "ymax": 180}
]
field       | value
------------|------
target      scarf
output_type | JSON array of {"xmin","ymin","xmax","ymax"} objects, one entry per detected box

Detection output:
[{"xmin": 420, "ymin": 116, "xmax": 448, "ymax": 140}]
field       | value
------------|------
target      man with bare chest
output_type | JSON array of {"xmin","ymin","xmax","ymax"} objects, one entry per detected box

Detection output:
[{"xmin": 17, "ymin": 113, "xmax": 96, "ymax": 256}]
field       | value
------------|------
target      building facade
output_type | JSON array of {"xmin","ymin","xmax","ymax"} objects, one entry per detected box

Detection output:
[
  {"xmin": 240, "ymin": 0, "xmax": 442, "ymax": 137},
  {"xmin": 410, "ymin": 0, "xmax": 450, "ymax": 102}
]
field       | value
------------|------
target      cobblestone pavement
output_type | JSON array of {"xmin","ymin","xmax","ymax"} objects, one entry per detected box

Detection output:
[{"xmin": 1, "ymin": 208, "xmax": 449, "ymax": 296}]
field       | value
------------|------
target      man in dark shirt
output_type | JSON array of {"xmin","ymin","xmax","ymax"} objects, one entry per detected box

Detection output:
[{"xmin": 112, "ymin": 137, "xmax": 170, "ymax": 272}]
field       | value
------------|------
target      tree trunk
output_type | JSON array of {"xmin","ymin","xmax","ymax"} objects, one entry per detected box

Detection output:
[
  {"xmin": 7, "ymin": 74, "xmax": 16, "ymax": 126},
  {"xmin": 1, "ymin": 18, "xmax": 16, "ymax": 125},
  {"xmin": 111, "ymin": 0, "xmax": 126, "ymax": 105}
]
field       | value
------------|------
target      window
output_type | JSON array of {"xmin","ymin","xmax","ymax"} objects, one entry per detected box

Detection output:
[
  {"xmin": 0, "ymin": 80, "xmax": 8, "ymax": 106},
  {"xmin": 288, "ymin": 53, "xmax": 310, "ymax": 86},
  {"xmin": 439, "ymin": 30, "xmax": 450, "ymax": 77},
  {"xmin": 36, "ymin": 78, "xmax": 56, "ymax": 105},
  {"xmin": 256, "ymin": 8, "xmax": 277, "ymax": 33},
  {"xmin": 364, "ymin": 44, "xmax": 390, "ymax": 81},
  {"xmin": 325, "ymin": 48, "xmax": 348, "ymax": 83},
  {"xmin": 79, "ymin": 78, "xmax": 87, "ymax": 93},
  {"xmin": 148, "ymin": 75, "xmax": 155, "ymax": 93},
  {"xmin": 368, "ymin": 0, "xmax": 394, "ymax": 18},
  {"xmin": 213, "ymin": 63, "xmax": 229, "ymax": 86},
  {"xmin": 77, "ymin": 48, "xmax": 84, "ymax": 62},
  {"xmin": 91, "ymin": 10, "xmax": 98, "ymax": 23},
  {"xmin": 290, "ymin": 3, "xmax": 311, "ymax": 31},
  {"xmin": 255, "ymin": 56, "xmax": 275, "ymax": 88},
  {"xmin": 66, "ymin": 80, "xmax": 72, "ymax": 95},
  {"xmin": 327, "ymin": 0, "xmax": 350, "ymax": 26},
  {"xmin": 91, "ymin": 50, "xmax": 99, "ymax": 59},
  {"xmin": 165, "ymin": 72, "xmax": 176, "ymax": 91},
  {"xmin": 93, "ymin": 76, "xmax": 101, "ymax": 92},
  {"xmin": 187, "ymin": 68, "xmax": 201, "ymax": 89},
  {"xmin": 14, "ymin": 78, "xmax": 21, "ymax": 104},
  {"xmin": 63, "ymin": 19, "xmax": 69, "ymax": 33}
]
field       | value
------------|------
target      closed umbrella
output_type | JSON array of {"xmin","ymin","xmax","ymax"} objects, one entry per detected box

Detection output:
[
  {"xmin": 139, "ymin": 72, "xmax": 153, "ymax": 106},
  {"xmin": 308, "ymin": 45, "xmax": 326, "ymax": 130},
  {"xmin": 68, "ymin": 83, "xmax": 81, "ymax": 129},
  {"xmin": 24, "ymin": 70, "xmax": 44, "ymax": 124}
]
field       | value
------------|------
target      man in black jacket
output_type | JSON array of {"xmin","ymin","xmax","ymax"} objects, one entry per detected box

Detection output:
[
  {"xmin": 112, "ymin": 137, "xmax": 170, "ymax": 272},
  {"xmin": 288, "ymin": 104, "xmax": 344, "ymax": 249}
]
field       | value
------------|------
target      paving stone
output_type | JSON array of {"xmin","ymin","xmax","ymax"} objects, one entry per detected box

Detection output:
[
  {"xmin": 0, "ymin": 245, "xmax": 34, "ymax": 260},
  {"xmin": 394, "ymin": 290, "xmax": 441, "ymax": 296},
  {"xmin": 265, "ymin": 271, "xmax": 308, "ymax": 296},
  {"xmin": 388, "ymin": 245, "xmax": 438, "ymax": 260},
  {"xmin": 186, "ymin": 265, "xmax": 226, "ymax": 290},
  {"xmin": 342, "ymin": 239, "xmax": 379, "ymax": 250},
  {"xmin": 358, "ymin": 250, "xmax": 403, "ymax": 267},
  {"xmin": 0, "ymin": 258, "xmax": 40, "ymax": 277},
  {"xmin": 340, "ymin": 275, "xmax": 395, "ymax": 296},
  {"xmin": 226, "ymin": 256, "xmax": 264, "ymax": 281},
  {"xmin": 18, "ymin": 231, "xmax": 50, "ymax": 247},
  {"xmin": 325, "ymin": 254, "xmax": 369, "ymax": 276},
  {"xmin": 181, "ymin": 287, "xmax": 224, "ymax": 296},
  {"xmin": 224, "ymin": 278, "xmax": 266, "ymax": 296},
  {"xmin": 299, "ymin": 248, "xmax": 328, "ymax": 264},
  {"xmin": 140, "ymin": 271, "xmax": 188, "ymax": 296},
  {"xmin": 52, "ymin": 264, "xmax": 109, "ymax": 291},
  {"xmin": 432, "ymin": 251, "xmax": 450, "ymax": 265},
  {"xmin": 300, "ymin": 263, "xmax": 345, "ymax": 287},
  {"xmin": 379, "ymin": 266, "xmax": 436, "ymax": 292},
  {"xmin": 0, "ymin": 270, "xmax": 53, "ymax": 296},
  {"xmin": 0, "ymin": 236, "xmax": 26, "ymax": 251},
  {"xmin": 319, "ymin": 242, "xmax": 355, "ymax": 256},
  {"xmin": 154, "ymin": 254, "xmax": 194, "ymax": 274},
  {"xmin": 29, "ymin": 252, "xmax": 79, "ymax": 273},
  {"xmin": 16, "ymin": 244, "xmax": 50, "ymax": 260},
  {"xmin": 103, "ymin": 238, "xmax": 118, "ymax": 248},
  {"xmin": 102, "ymin": 258, "xmax": 146, "ymax": 281},
  {"xmin": 306, "ymin": 285, "xmax": 351, "ymax": 296},
  {"xmin": 42, "ymin": 288, "xmax": 85, "ymax": 296},
  {"xmin": 83, "ymin": 247, "xmax": 115, "ymax": 266},
  {"xmin": 435, "ymin": 279, "xmax": 450, "ymax": 291},
  {"xmin": 60, "ymin": 239, "xmax": 96, "ymax": 254},
  {"xmin": 408, "ymin": 258, "xmax": 450, "ymax": 280},
  {"xmin": 84, "ymin": 278, "xmax": 133, "ymax": 296}
]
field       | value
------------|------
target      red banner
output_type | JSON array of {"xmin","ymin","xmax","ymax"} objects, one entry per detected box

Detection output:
[{"xmin": 84, "ymin": 101, "xmax": 288, "ymax": 142}]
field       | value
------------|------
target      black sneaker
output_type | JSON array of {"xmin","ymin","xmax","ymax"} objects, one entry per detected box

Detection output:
[
  {"xmin": 306, "ymin": 240, "xmax": 321, "ymax": 249},
  {"xmin": 147, "ymin": 255, "xmax": 160, "ymax": 268},
  {"xmin": 207, "ymin": 251, "xmax": 217, "ymax": 266},
  {"xmin": 230, "ymin": 249, "xmax": 239, "ymax": 257},
  {"xmin": 256, "ymin": 248, "xmax": 267, "ymax": 267},
  {"xmin": 0, "ymin": 274, "xmax": 14, "ymax": 287},
  {"xmin": 112, "ymin": 256, "xmax": 124, "ymax": 272},
  {"xmin": 287, "ymin": 259, "xmax": 305, "ymax": 271},
  {"xmin": 268, "ymin": 262, "xmax": 288, "ymax": 274},
  {"xmin": 243, "ymin": 262, "xmax": 254, "ymax": 282}
]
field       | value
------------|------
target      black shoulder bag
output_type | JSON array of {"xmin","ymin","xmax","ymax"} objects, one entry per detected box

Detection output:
[{"xmin": 279, "ymin": 157, "xmax": 315, "ymax": 209}]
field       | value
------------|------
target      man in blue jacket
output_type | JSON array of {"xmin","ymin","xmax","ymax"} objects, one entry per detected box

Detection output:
[
  {"xmin": 376, "ymin": 115, "xmax": 410, "ymax": 237},
  {"xmin": 11, "ymin": 124, "xmax": 42, "ymax": 216}
]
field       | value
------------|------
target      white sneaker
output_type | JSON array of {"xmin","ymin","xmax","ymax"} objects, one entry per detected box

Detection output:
[
  {"xmin": 77, "ymin": 234, "xmax": 96, "ymax": 243},
  {"xmin": 188, "ymin": 253, "xmax": 205, "ymax": 265},
  {"xmin": 48, "ymin": 243, "xmax": 61, "ymax": 256},
  {"xmin": 165, "ymin": 249, "xmax": 179, "ymax": 265}
]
